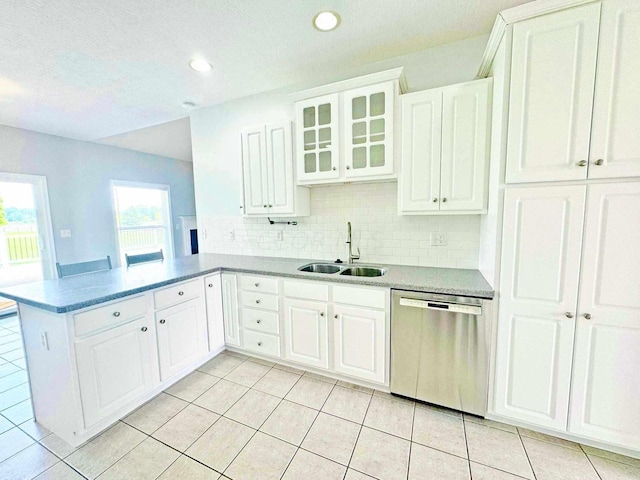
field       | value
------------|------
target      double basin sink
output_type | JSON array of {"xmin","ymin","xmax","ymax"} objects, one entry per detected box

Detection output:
[{"xmin": 298, "ymin": 263, "xmax": 387, "ymax": 277}]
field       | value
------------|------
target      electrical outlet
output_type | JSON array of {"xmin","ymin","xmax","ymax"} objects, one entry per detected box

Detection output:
[
  {"xmin": 430, "ymin": 233, "xmax": 448, "ymax": 246},
  {"xmin": 201, "ymin": 229, "xmax": 207, "ymax": 239},
  {"xmin": 227, "ymin": 230, "xmax": 235, "ymax": 241},
  {"xmin": 60, "ymin": 229, "xmax": 71, "ymax": 238},
  {"xmin": 276, "ymin": 230, "xmax": 283, "ymax": 241}
]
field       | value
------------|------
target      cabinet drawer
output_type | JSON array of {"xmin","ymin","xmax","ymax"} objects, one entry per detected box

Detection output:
[
  {"xmin": 241, "ymin": 308, "xmax": 279, "ymax": 335},
  {"xmin": 239, "ymin": 275, "xmax": 279, "ymax": 294},
  {"xmin": 154, "ymin": 279, "xmax": 201, "ymax": 310},
  {"xmin": 333, "ymin": 285, "xmax": 386, "ymax": 309},
  {"xmin": 240, "ymin": 291, "xmax": 279, "ymax": 311},
  {"xmin": 242, "ymin": 330, "xmax": 280, "ymax": 357},
  {"xmin": 283, "ymin": 280, "xmax": 329, "ymax": 301},
  {"xmin": 74, "ymin": 295, "xmax": 147, "ymax": 337}
]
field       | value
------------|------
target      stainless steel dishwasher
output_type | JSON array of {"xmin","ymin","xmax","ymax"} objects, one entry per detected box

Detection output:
[{"xmin": 390, "ymin": 290, "xmax": 491, "ymax": 416}]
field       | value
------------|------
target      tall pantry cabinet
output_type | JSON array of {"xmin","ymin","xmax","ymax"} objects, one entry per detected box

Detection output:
[{"xmin": 486, "ymin": 0, "xmax": 640, "ymax": 453}]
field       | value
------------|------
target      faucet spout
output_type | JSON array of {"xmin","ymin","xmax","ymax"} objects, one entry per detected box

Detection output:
[{"xmin": 346, "ymin": 221, "xmax": 360, "ymax": 264}]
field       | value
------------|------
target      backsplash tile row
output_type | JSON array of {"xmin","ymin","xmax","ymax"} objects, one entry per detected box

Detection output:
[{"xmin": 199, "ymin": 183, "xmax": 480, "ymax": 268}]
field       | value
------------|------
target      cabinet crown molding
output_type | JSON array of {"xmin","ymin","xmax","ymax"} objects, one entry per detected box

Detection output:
[
  {"xmin": 477, "ymin": 0, "xmax": 600, "ymax": 78},
  {"xmin": 289, "ymin": 67, "xmax": 407, "ymax": 102}
]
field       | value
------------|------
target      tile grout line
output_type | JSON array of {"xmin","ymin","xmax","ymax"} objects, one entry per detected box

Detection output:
[
  {"xmin": 406, "ymin": 401, "xmax": 416, "ymax": 480},
  {"xmin": 343, "ymin": 385, "xmax": 374, "ymax": 477},
  {"xmin": 516, "ymin": 428, "xmax": 538, "ymax": 480},
  {"xmin": 461, "ymin": 415, "xmax": 472, "ymax": 479}
]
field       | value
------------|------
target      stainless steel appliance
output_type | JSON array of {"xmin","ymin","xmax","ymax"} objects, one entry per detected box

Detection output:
[{"xmin": 390, "ymin": 290, "xmax": 491, "ymax": 416}]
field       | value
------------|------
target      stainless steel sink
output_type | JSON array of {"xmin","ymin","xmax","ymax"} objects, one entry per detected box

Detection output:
[
  {"xmin": 298, "ymin": 263, "xmax": 342, "ymax": 274},
  {"xmin": 340, "ymin": 266, "xmax": 387, "ymax": 277}
]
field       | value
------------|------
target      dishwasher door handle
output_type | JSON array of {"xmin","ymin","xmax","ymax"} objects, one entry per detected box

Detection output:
[{"xmin": 399, "ymin": 297, "xmax": 482, "ymax": 316}]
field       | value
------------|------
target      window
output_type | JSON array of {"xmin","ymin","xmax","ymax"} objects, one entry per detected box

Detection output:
[{"xmin": 111, "ymin": 181, "xmax": 173, "ymax": 265}]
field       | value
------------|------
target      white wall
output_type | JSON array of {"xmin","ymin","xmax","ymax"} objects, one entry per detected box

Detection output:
[
  {"xmin": 0, "ymin": 125, "xmax": 196, "ymax": 266},
  {"xmin": 191, "ymin": 35, "xmax": 489, "ymax": 268}
]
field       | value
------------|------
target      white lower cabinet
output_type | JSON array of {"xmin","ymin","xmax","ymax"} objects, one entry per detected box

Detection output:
[
  {"xmin": 333, "ymin": 305, "xmax": 385, "ymax": 384},
  {"xmin": 204, "ymin": 274, "xmax": 225, "ymax": 352},
  {"xmin": 75, "ymin": 316, "xmax": 155, "ymax": 428},
  {"xmin": 496, "ymin": 181, "xmax": 640, "ymax": 451},
  {"xmin": 221, "ymin": 273, "xmax": 240, "ymax": 347},
  {"xmin": 283, "ymin": 299, "xmax": 329, "ymax": 369},
  {"xmin": 156, "ymin": 298, "xmax": 208, "ymax": 382}
]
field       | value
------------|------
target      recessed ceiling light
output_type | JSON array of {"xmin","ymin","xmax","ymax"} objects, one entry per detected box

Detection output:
[
  {"xmin": 181, "ymin": 101, "xmax": 196, "ymax": 109},
  {"xmin": 189, "ymin": 59, "xmax": 212, "ymax": 72},
  {"xmin": 313, "ymin": 11, "xmax": 340, "ymax": 31}
]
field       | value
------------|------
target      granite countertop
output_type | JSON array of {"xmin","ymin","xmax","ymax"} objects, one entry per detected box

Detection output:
[{"xmin": 0, "ymin": 253, "xmax": 494, "ymax": 313}]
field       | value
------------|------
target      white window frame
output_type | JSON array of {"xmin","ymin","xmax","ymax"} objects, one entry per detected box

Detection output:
[{"xmin": 110, "ymin": 180, "xmax": 174, "ymax": 267}]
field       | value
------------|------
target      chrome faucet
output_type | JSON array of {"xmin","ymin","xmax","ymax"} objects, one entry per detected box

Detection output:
[{"xmin": 346, "ymin": 221, "xmax": 360, "ymax": 264}]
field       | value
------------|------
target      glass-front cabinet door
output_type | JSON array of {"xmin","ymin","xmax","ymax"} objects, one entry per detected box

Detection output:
[
  {"xmin": 343, "ymin": 82, "xmax": 395, "ymax": 178},
  {"xmin": 295, "ymin": 93, "xmax": 340, "ymax": 182}
]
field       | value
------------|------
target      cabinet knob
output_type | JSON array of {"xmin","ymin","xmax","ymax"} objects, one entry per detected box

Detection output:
[
  {"xmin": 256, "ymin": 319, "xmax": 261, "ymax": 324},
  {"xmin": 332, "ymin": 167, "xmax": 336, "ymax": 171},
  {"xmin": 564, "ymin": 312, "xmax": 574, "ymax": 319},
  {"xmin": 178, "ymin": 291, "xmax": 184, "ymax": 296},
  {"xmin": 432, "ymin": 198, "xmax": 438, "ymax": 203},
  {"xmin": 254, "ymin": 282, "xmax": 260, "ymax": 287},
  {"xmin": 346, "ymin": 165, "xmax": 351, "ymax": 170},
  {"xmin": 442, "ymin": 198, "xmax": 447, "ymax": 203},
  {"xmin": 159, "ymin": 319, "xmax": 166, "ymax": 324},
  {"xmin": 240, "ymin": 205, "xmax": 243, "ymax": 209},
  {"xmin": 256, "ymin": 300, "xmax": 261, "ymax": 304},
  {"xmin": 577, "ymin": 160, "xmax": 588, "ymax": 167},
  {"xmin": 334, "ymin": 314, "xmax": 338, "ymax": 319},
  {"xmin": 263, "ymin": 205, "xmax": 267, "ymax": 208},
  {"xmin": 320, "ymin": 312, "xmax": 325, "ymax": 317},
  {"xmin": 268, "ymin": 204, "xmax": 273, "ymax": 208},
  {"xmin": 594, "ymin": 159, "xmax": 604, "ymax": 166},
  {"xmin": 583, "ymin": 313, "xmax": 592, "ymax": 320},
  {"xmin": 208, "ymin": 283, "xmax": 213, "ymax": 288},
  {"xmin": 141, "ymin": 327, "xmax": 148, "ymax": 332},
  {"xmin": 257, "ymin": 341, "xmax": 263, "ymax": 347},
  {"xmin": 113, "ymin": 311, "xmax": 120, "ymax": 317}
]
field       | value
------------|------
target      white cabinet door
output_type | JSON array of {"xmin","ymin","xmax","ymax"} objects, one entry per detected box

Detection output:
[
  {"xmin": 399, "ymin": 89, "xmax": 442, "ymax": 213},
  {"xmin": 505, "ymin": 3, "xmax": 601, "ymax": 183},
  {"xmin": 440, "ymin": 79, "xmax": 491, "ymax": 211},
  {"xmin": 343, "ymin": 82, "xmax": 395, "ymax": 178},
  {"xmin": 494, "ymin": 185, "xmax": 585, "ymax": 430},
  {"xmin": 569, "ymin": 183, "xmax": 640, "ymax": 450},
  {"xmin": 241, "ymin": 125, "xmax": 269, "ymax": 215},
  {"xmin": 283, "ymin": 299, "xmax": 328, "ymax": 369},
  {"xmin": 222, "ymin": 273, "xmax": 240, "ymax": 347},
  {"xmin": 76, "ymin": 317, "xmax": 154, "ymax": 428},
  {"xmin": 295, "ymin": 94, "xmax": 340, "ymax": 182},
  {"xmin": 333, "ymin": 305, "xmax": 385, "ymax": 384},
  {"xmin": 265, "ymin": 121, "xmax": 295, "ymax": 215},
  {"xmin": 589, "ymin": 0, "xmax": 640, "ymax": 179},
  {"xmin": 205, "ymin": 274, "xmax": 225, "ymax": 352},
  {"xmin": 156, "ymin": 298, "xmax": 208, "ymax": 381}
]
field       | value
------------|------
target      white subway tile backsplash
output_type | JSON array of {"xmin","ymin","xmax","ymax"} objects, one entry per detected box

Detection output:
[{"xmin": 199, "ymin": 183, "xmax": 480, "ymax": 269}]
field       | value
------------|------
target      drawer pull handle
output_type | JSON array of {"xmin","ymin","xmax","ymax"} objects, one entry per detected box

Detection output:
[
  {"xmin": 159, "ymin": 319, "xmax": 166, "ymax": 324},
  {"xmin": 113, "ymin": 311, "xmax": 121, "ymax": 317},
  {"xmin": 178, "ymin": 291, "xmax": 184, "ymax": 296},
  {"xmin": 255, "ymin": 283, "xmax": 260, "ymax": 287},
  {"xmin": 258, "ymin": 341, "xmax": 263, "ymax": 346},
  {"xmin": 208, "ymin": 283, "xmax": 213, "ymax": 288},
  {"xmin": 256, "ymin": 300, "xmax": 261, "ymax": 304},
  {"xmin": 141, "ymin": 327, "xmax": 148, "ymax": 332},
  {"xmin": 256, "ymin": 319, "xmax": 262, "ymax": 324}
]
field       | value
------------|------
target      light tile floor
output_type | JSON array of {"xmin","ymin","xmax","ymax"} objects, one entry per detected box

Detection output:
[{"xmin": 0, "ymin": 315, "xmax": 638, "ymax": 479}]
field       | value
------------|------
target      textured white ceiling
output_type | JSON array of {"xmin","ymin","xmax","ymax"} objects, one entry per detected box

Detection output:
[{"xmin": 0, "ymin": 0, "xmax": 530, "ymax": 147}]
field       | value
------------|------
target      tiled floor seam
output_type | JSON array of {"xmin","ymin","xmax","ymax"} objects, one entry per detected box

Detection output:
[
  {"xmin": 406, "ymin": 401, "xmax": 417, "ymax": 480},
  {"xmin": 578, "ymin": 445, "xmax": 605, "ymax": 480},
  {"xmin": 344, "ymin": 386, "xmax": 374, "ymax": 476},
  {"xmin": 461, "ymin": 411, "xmax": 472, "ymax": 478},
  {"xmin": 516, "ymin": 430, "xmax": 538, "ymax": 480}
]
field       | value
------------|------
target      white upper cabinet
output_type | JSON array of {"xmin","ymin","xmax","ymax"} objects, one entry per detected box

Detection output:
[
  {"xmin": 343, "ymin": 82, "xmax": 395, "ymax": 178},
  {"xmin": 569, "ymin": 182, "xmax": 640, "ymax": 449},
  {"xmin": 589, "ymin": 0, "xmax": 640, "ymax": 179},
  {"xmin": 399, "ymin": 79, "xmax": 491, "ymax": 215},
  {"xmin": 399, "ymin": 89, "xmax": 442, "ymax": 213},
  {"xmin": 295, "ymin": 94, "xmax": 340, "ymax": 182},
  {"xmin": 505, "ymin": 3, "xmax": 601, "ymax": 183},
  {"xmin": 440, "ymin": 81, "xmax": 491, "ymax": 211},
  {"xmin": 494, "ymin": 185, "xmax": 585, "ymax": 430},
  {"xmin": 241, "ymin": 121, "xmax": 310, "ymax": 217}
]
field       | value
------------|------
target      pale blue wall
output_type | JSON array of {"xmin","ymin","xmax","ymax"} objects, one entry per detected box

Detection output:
[{"xmin": 0, "ymin": 124, "xmax": 196, "ymax": 266}]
